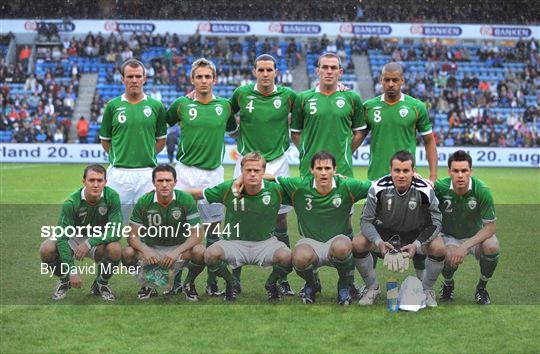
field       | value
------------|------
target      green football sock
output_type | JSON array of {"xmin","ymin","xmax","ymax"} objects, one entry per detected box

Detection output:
[
  {"xmin": 266, "ymin": 263, "xmax": 293, "ymax": 286},
  {"xmin": 442, "ymin": 263, "xmax": 457, "ymax": 285},
  {"xmin": 232, "ymin": 267, "xmax": 242, "ymax": 283},
  {"xmin": 173, "ymin": 269, "xmax": 183, "ymax": 285},
  {"xmin": 331, "ymin": 253, "xmax": 354, "ymax": 289},
  {"xmin": 184, "ymin": 261, "xmax": 205, "ymax": 285},
  {"xmin": 206, "ymin": 235, "xmax": 220, "ymax": 286},
  {"xmin": 208, "ymin": 261, "xmax": 237, "ymax": 286},
  {"xmin": 477, "ymin": 253, "xmax": 499, "ymax": 288},
  {"xmin": 274, "ymin": 230, "xmax": 290, "ymax": 283},
  {"xmin": 97, "ymin": 258, "xmax": 120, "ymax": 284},
  {"xmin": 295, "ymin": 263, "xmax": 317, "ymax": 287}
]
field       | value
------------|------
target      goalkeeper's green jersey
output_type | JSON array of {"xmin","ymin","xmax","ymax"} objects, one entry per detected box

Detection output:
[
  {"xmin": 277, "ymin": 175, "xmax": 370, "ymax": 242},
  {"xmin": 435, "ymin": 176, "xmax": 496, "ymax": 239},
  {"xmin": 230, "ymin": 84, "xmax": 296, "ymax": 162},
  {"xmin": 130, "ymin": 190, "xmax": 201, "ymax": 247},
  {"xmin": 203, "ymin": 180, "xmax": 288, "ymax": 241},
  {"xmin": 56, "ymin": 186, "xmax": 122, "ymax": 268}
]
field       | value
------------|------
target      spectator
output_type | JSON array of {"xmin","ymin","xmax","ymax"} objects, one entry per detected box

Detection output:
[{"xmin": 76, "ymin": 116, "xmax": 89, "ymax": 143}]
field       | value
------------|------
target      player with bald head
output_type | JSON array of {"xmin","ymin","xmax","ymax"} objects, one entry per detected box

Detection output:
[{"xmin": 358, "ymin": 62, "xmax": 438, "ymax": 183}]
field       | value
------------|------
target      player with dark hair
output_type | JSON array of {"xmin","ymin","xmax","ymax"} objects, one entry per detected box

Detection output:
[
  {"xmin": 359, "ymin": 62, "xmax": 438, "ymax": 182},
  {"xmin": 99, "ymin": 58, "xmax": 168, "ymax": 221},
  {"xmin": 352, "ymin": 150, "xmax": 445, "ymax": 307},
  {"xmin": 166, "ymin": 58, "xmax": 238, "ymax": 296},
  {"xmin": 229, "ymin": 54, "xmax": 297, "ymax": 296},
  {"xmin": 39, "ymin": 164, "xmax": 123, "ymax": 301},
  {"xmin": 122, "ymin": 164, "xmax": 205, "ymax": 300},
  {"xmin": 435, "ymin": 150, "xmax": 499, "ymax": 305},
  {"xmin": 291, "ymin": 52, "xmax": 365, "ymax": 178}
]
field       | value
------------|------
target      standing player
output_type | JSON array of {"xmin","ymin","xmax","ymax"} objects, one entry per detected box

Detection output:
[
  {"xmin": 166, "ymin": 58, "xmax": 237, "ymax": 296},
  {"xmin": 229, "ymin": 54, "xmax": 296, "ymax": 295},
  {"xmin": 291, "ymin": 52, "xmax": 365, "ymax": 178},
  {"xmin": 121, "ymin": 164, "xmax": 205, "ymax": 300},
  {"xmin": 268, "ymin": 152, "xmax": 371, "ymax": 305},
  {"xmin": 99, "ymin": 58, "xmax": 168, "ymax": 221},
  {"xmin": 352, "ymin": 151, "xmax": 445, "ymax": 307},
  {"xmin": 188, "ymin": 152, "xmax": 293, "ymax": 302},
  {"xmin": 360, "ymin": 62, "xmax": 438, "ymax": 182},
  {"xmin": 435, "ymin": 150, "xmax": 499, "ymax": 305},
  {"xmin": 39, "ymin": 164, "xmax": 122, "ymax": 301}
]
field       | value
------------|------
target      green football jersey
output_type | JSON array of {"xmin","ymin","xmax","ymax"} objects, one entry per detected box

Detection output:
[
  {"xmin": 166, "ymin": 96, "xmax": 237, "ymax": 170},
  {"xmin": 130, "ymin": 190, "xmax": 201, "ymax": 247},
  {"xmin": 277, "ymin": 175, "xmax": 370, "ymax": 242},
  {"xmin": 99, "ymin": 94, "xmax": 167, "ymax": 168},
  {"xmin": 363, "ymin": 93, "xmax": 432, "ymax": 180},
  {"xmin": 56, "ymin": 186, "xmax": 122, "ymax": 268},
  {"xmin": 204, "ymin": 180, "xmax": 288, "ymax": 241},
  {"xmin": 291, "ymin": 88, "xmax": 365, "ymax": 177},
  {"xmin": 231, "ymin": 84, "xmax": 296, "ymax": 161},
  {"xmin": 435, "ymin": 176, "xmax": 496, "ymax": 239}
]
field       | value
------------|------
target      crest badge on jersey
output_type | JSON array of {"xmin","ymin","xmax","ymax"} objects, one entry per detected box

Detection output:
[
  {"xmin": 336, "ymin": 98, "xmax": 345, "ymax": 108},
  {"xmin": 215, "ymin": 105, "xmax": 223, "ymax": 116},
  {"xmin": 143, "ymin": 106, "xmax": 152, "ymax": 117},
  {"xmin": 273, "ymin": 99, "xmax": 282, "ymax": 109},
  {"xmin": 172, "ymin": 210, "xmax": 182, "ymax": 220},
  {"xmin": 468, "ymin": 199, "xmax": 477, "ymax": 210},
  {"xmin": 399, "ymin": 107, "xmax": 408, "ymax": 118},
  {"xmin": 408, "ymin": 199, "xmax": 417, "ymax": 210},
  {"xmin": 332, "ymin": 197, "xmax": 342, "ymax": 208},
  {"xmin": 262, "ymin": 195, "xmax": 271, "ymax": 205},
  {"xmin": 98, "ymin": 206, "xmax": 107, "ymax": 216}
]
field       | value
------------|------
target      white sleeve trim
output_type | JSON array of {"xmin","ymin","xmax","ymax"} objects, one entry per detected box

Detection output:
[
  {"xmin": 353, "ymin": 125, "xmax": 367, "ymax": 131},
  {"xmin": 482, "ymin": 218, "xmax": 497, "ymax": 224},
  {"xmin": 420, "ymin": 129, "xmax": 433, "ymax": 136},
  {"xmin": 186, "ymin": 212, "xmax": 200, "ymax": 220},
  {"xmin": 156, "ymin": 135, "xmax": 167, "ymax": 140},
  {"xmin": 226, "ymin": 127, "xmax": 239, "ymax": 135},
  {"xmin": 129, "ymin": 220, "xmax": 143, "ymax": 226},
  {"xmin": 202, "ymin": 188, "xmax": 210, "ymax": 203},
  {"xmin": 99, "ymin": 136, "xmax": 111, "ymax": 140},
  {"xmin": 290, "ymin": 128, "xmax": 302, "ymax": 133}
]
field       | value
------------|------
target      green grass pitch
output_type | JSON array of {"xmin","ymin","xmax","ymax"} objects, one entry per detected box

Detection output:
[{"xmin": 1, "ymin": 163, "xmax": 539, "ymax": 353}]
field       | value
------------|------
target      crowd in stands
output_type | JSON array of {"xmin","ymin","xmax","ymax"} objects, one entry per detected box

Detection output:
[
  {"xmin": 2, "ymin": 0, "xmax": 536, "ymax": 24},
  {"xmin": 1, "ymin": 29, "xmax": 537, "ymax": 147},
  {"xmin": 1, "ymin": 46, "xmax": 79, "ymax": 143},
  {"xmin": 370, "ymin": 38, "xmax": 539, "ymax": 147}
]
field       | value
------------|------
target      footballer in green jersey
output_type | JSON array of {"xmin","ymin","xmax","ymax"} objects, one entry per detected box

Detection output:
[
  {"xmin": 166, "ymin": 95, "xmax": 237, "ymax": 170},
  {"xmin": 279, "ymin": 151, "xmax": 371, "ymax": 305},
  {"xmin": 291, "ymin": 53, "xmax": 365, "ymax": 178},
  {"xmin": 99, "ymin": 59, "xmax": 168, "ymax": 222},
  {"xmin": 166, "ymin": 58, "xmax": 238, "ymax": 294},
  {"xmin": 122, "ymin": 165, "xmax": 206, "ymax": 301},
  {"xmin": 436, "ymin": 150, "xmax": 500, "ymax": 305},
  {"xmin": 230, "ymin": 54, "xmax": 296, "ymax": 295},
  {"xmin": 39, "ymin": 164, "xmax": 123, "ymax": 301},
  {"xmin": 360, "ymin": 62, "xmax": 438, "ymax": 182},
  {"xmin": 188, "ymin": 152, "xmax": 293, "ymax": 302}
]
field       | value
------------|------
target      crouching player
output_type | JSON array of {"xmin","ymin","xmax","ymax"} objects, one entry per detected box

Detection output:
[
  {"xmin": 122, "ymin": 164, "xmax": 205, "ymax": 300},
  {"xmin": 267, "ymin": 151, "xmax": 371, "ymax": 305},
  {"xmin": 435, "ymin": 150, "xmax": 499, "ymax": 305},
  {"xmin": 188, "ymin": 152, "xmax": 293, "ymax": 302},
  {"xmin": 39, "ymin": 164, "xmax": 123, "ymax": 301},
  {"xmin": 352, "ymin": 150, "xmax": 446, "ymax": 307}
]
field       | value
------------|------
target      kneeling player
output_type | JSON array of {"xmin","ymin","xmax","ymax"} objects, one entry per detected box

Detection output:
[
  {"xmin": 352, "ymin": 151, "xmax": 446, "ymax": 307},
  {"xmin": 435, "ymin": 150, "xmax": 499, "ymax": 305},
  {"xmin": 39, "ymin": 164, "xmax": 123, "ymax": 301},
  {"xmin": 189, "ymin": 152, "xmax": 292, "ymax": 302},
  {"xmin": 122, "ymin": 164, "xmax": 205, "ymax": 300}
]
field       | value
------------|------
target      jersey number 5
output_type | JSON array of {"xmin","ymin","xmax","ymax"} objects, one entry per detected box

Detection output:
[{"xmin": 309, "ymin": 102, "xmax": 317, "ymax": 115}]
